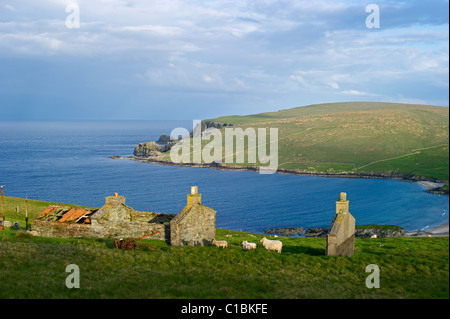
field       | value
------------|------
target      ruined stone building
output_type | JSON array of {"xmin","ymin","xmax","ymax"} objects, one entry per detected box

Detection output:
[
  {"xmin": 32, "ymin": 186, "xmax": 216, "ymax": 246},
  {"xmin": 170, "ymin": 186, "xmax": 216, "ymax": 246},
  {"xmin": 326, "ymin": 192, "xmax": 356, "ymax": 257}
]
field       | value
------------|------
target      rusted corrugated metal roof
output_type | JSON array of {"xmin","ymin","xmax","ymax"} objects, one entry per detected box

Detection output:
[
  {"xmin": 58, "ymin": 208, "xmax": 91, "ymax": 223},
  {"xmin": 35, "ymin": 205, "xmax": 95, "ymax": 223},
  {"xmin": 36, "ymin": 206, "xmax": 61, "ymax": 219}
]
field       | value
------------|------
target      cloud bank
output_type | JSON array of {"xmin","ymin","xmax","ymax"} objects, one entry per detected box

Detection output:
[{"xmin": 0, "ymin": 0, "xmax": 448, "ymax": 120}]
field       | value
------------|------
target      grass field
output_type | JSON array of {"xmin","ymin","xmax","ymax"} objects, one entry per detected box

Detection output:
[
  {"xmin": 199, "ymin": 102, "xmax": 449, "ymax": 181},
  {"xmin": 0, "ymin": 196, "xmax": 448, "ymax": 299}
]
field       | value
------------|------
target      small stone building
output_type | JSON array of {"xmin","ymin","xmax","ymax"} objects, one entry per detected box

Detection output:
[
  {"xmin": 170, "ymin": 186, "xmax": 216, "ymax": 246},
  {"xmin": 326, "ymin": 192, "xmax": 356, "ymax": 257},
  {"xmin": 32, "ymin": 187, "xmax": 216, "ymax": 246}
]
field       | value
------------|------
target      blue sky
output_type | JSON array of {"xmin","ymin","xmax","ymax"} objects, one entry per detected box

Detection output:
[{"xmin": 0, "ymin": 0, "xmax": 448, "ymax": 120}]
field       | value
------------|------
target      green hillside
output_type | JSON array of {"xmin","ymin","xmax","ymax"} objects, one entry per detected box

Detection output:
[
  {"xmin": 206, "ymin": 102, "xmax": 449, "ymax": 181},
  {"xmin": 0, "ymin": 196, "xmax": 448, "ymax": 299}
]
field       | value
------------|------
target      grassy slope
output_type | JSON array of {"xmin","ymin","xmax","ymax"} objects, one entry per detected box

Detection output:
[
  {"xmin": 204, "ymin": 102, "xmax": 449, "ymax": 181},
  {"xmin": 0, "ymin": 196, "xmax": 448, "ymax": 299}
]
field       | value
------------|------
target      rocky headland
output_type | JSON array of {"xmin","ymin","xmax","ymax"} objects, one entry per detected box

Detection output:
[
  {"xmin": 156, "ymin": 134, "xmax": 172, "ymax": 144},
  {"xmin": 133, "ymin": 140, "xmax": 179, "ymax": 157}
]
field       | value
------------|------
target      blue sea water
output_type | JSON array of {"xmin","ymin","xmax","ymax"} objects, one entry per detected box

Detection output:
[{"xmin": 0, "ymin": 120, "xmax": 448, "ymax": 233}]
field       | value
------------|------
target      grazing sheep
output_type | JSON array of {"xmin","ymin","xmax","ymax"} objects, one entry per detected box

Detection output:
[
  {"xmin": 242, "ymin": 240, "xmax": 257, "ymax": 250},
  {"xmin": 370, "ymin": 234, "xmax": 377, "ymax": 239},
  {"xmin": 260, "ymin": 237, "xmax": 282, "ymax": 253},
  {"xmin": 212, "ymin": 239, "xmax": 228, "ymax": 248},
  {"xmin": 26, "ymin": 230, "xmax": 39, "ymax": 236}
]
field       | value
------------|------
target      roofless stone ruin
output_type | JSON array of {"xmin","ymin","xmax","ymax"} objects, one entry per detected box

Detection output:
[
  {"xmin": 32, "ymin": 186, "xmax": 216, "ymax": 247},
  {"xmin": 326, "ymin": 192, "xmax": 356, "ymax": 257}
]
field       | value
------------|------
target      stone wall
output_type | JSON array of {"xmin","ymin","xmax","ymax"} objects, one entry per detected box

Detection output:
[
  {"xmin": 32, "ymin": 219, "xmax": 169, "ymax": 241},
  {"xmin": 91, "ymin": 220, "xmax": 169, "ymax": 240},
  {"xmin": 170, "ymin": 205, "xmax": 216, "ymax": 246},
  {"xmin": 32, "ymin": 188, "xmax": 216, "ymax": 246},
  {"xmin": 32, "ymin": 220, "xmax": 92, "ymax": 238},
  {"xmin": 170, "ymin": 188, "xmax": 216, "ymax": 246}
]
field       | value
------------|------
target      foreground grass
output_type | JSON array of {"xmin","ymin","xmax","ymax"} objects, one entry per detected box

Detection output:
[
  {"xmin": 0, "ymin": 227, "xmax": 448, "ymax": 299},
  {"xmin": 0, "ymin": 196, "xmax": 448, "ymax": 299}
]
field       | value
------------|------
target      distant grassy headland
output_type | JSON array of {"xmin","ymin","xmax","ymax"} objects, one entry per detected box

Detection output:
[
  {"xmin": 0, "ymin": 196, "xmax": 448, "ymax": 299},
  {"xmin": 130, "ymin": 102, "xmax": 449, "ymax": 184},
  {"xmin": 206, "ymin": 102, "xmax": 449, "ymax": 182}
]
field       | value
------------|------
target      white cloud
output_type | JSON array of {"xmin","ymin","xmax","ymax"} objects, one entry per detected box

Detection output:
[
  {"xmin": 114, "ymin": 24, "xmax": 184, "ymax": 37},
  {"xmin": 2, "ymin": 4, "xmax": 15, "ymax": 11},
  {"xmin": 203, "ymin": 75, "xmax": 214, "ymax": 83},
  {"xmin": 341, "ymin": 90, "xmax": 370, "ymax": 96},
  {"xmin": 0, "ymin": 31, "xmax": 63, "ymax": 55},
  {"xmin": 289, "ymin": 71, "xmax": 353, "ymax": 90},
  {"xmin": 290, "ymin": 74, "xmax": 308, "ymax": 87},
  {"xmin": 0, "ymin": 0, "xmax": 448, "ymax": 119}
]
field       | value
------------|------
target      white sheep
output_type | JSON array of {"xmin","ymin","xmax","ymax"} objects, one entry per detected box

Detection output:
[
  {"xmin": 212, "ymin": 239, "xmax": 228, "ymax": 248},
  {"xmin": 260, "ymin": 237, "xmax": 282, "ymax": 253},
  {"xmin": 242, "ymin": 240, "xmax": 257, "ymax": 250},
  {"xmin": 370, "ymin": 234, "xmax": 377, "ymax": 239}
]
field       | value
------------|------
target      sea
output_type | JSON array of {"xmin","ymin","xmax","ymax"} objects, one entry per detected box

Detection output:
[{"xmin": 0, "ymin": 120, "xmax": 448, "ymax": 234}]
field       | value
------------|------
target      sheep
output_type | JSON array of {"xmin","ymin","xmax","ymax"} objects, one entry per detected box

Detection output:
[
  {"xmin": 212, "ymin": 239, "xmax": 228, "ymax": 248},
  {"xmin": 26, "ymin": 230, "xmax": 39, "ymax": 236},
  {"xmin": 242, "ymin": 240, "xmax": 257, "ymax": 250},
  {"xmin": 260, "ymin": 237, "xmax": 282, "ymax": 253},
  {"xmin": 370, "ymin": 234, "xmax": 377, "ymax": 239}
]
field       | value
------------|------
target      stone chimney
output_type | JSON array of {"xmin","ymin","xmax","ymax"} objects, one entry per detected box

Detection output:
[
  {"xmin": 186, "ymin": 186, "xmax": 201, "ymax": 206},
  {"xmin": 105, "ymin": 193, "xmax": 126, "ymax": 208},
  {"xmin": 327, "ymin": 192, "xmax": 356, "ymax": 257},
  {"xmin": 335, "ymin": 192, "xmax": 349, "ymax": 215}
]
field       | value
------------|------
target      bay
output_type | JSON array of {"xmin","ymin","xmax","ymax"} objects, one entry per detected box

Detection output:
[{"xmin": 0, "ymin": 120, "xmax": 448, "ymax": 234}]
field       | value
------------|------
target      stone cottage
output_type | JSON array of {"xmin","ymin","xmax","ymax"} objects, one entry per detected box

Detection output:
[
  {"xmin": 32, "ymin": 187, "xmax": 216, "ymax": 246},
  {"xmin": 170, "ymin": 186, "xmax": 216, "ymax": 246}
]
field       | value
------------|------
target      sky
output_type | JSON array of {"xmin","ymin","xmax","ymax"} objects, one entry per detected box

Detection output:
[{"xmin": 0, "ymin": 0, "xmax": 448, "ymax": 120}]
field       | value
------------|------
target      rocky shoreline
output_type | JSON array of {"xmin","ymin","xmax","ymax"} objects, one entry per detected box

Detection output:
[
  {"xmin": 265, "ymin": 222, "xmax": 449, "ymax": 238},
  {"xmin": 125, "ymin": 154, "xmax": 449, "ymax": 187},
  {"xmin": 417, "ymin": 181, "xmax": 448, "ymax": 194},
  {"xmin": 426, "ymin": 186, "xmax": 449, "ymax": 195},
  {"xmin": 264, "ymin": 226, "xmax": 408, "ymax": 238},
  {"xmin": 265, "ymin": 227, "xmax": 304, "ymax": 236}
]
